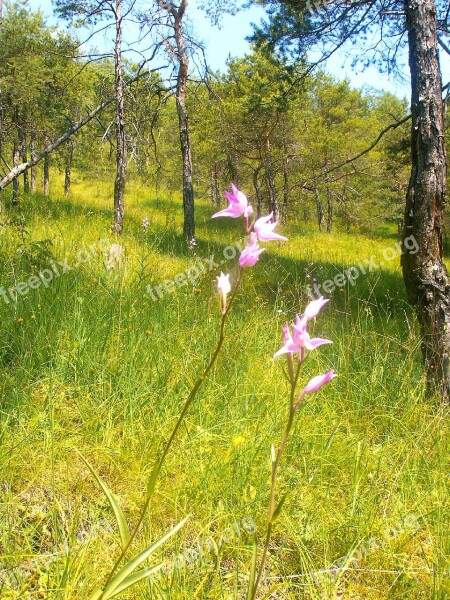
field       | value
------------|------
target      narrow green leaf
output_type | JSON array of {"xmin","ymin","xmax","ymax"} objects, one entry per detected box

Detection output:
[
  {"xmin": 146, "ymin": 459, "xmax": 161, "ymax": 498},
  {"xmin": 87, "ymin": 585, "xmax": 104, "ymax": 600},
  {"xmin": 75, "ymin": 450, "xmax": 131, "ymax": 552},
  {"xmin": 246, "ymin": 533, "xmax": 258, "ymax": 600},
  {"xmin": 107, "ymin": 564, "xmax": 163, "ymax": 598},
  {"xmin": 271, "ymin": 493, "xmax": 288, "ymax": 523},
  {"xmin": 102, "ymin": 517, "xmax": 188, "ymax": 599}
]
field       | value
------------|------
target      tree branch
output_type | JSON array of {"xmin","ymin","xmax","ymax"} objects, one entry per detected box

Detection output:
[
  {"xmin": 324, "ymin": 113, "xmax": 411, "ymax": 177},
  {"xmin": 0, "ymin": 71, "xmax": 150, "ymax": 191}
]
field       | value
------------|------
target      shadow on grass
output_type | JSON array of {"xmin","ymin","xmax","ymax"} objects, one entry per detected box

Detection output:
[{"xmin": 3, "ymin": 190, "xmax": 415, "ymax": 321}]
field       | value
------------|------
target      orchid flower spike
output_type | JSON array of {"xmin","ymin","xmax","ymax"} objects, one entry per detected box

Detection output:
[
  {"xmin": 254, "ymin": 213, "xmax": 288, "ymax": 242},
  {"xmin": 212, "ymin": 183, "xmax": 253, "ymax": 219},
  {"xmin": 217, "ymin": 272, "xmax": 231, "ymax": 315},
  {"xmin": 274, "ymin": 314, "xmax": 332, "ymax": 357},
  {"xmin": 239, "ymin": 233, "xmax": 265, "ymax": 267},
  {"xmin": 302, "ymin": 370, "xmax": 337, "ymax": 394}
]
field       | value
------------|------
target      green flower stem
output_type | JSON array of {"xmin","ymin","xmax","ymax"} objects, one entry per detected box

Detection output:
[
  {"xmin": 250, "ymin": 361, "xmax": 302, "ymax": 600},
  {"xmin": 97, "ymin": 268, "xmax": 244, "ymax": 599}
]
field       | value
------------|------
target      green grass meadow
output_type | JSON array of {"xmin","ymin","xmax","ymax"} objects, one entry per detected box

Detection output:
[{"xmin": 0, "ymin": 176, "xmax": 448, "ymax": 599}]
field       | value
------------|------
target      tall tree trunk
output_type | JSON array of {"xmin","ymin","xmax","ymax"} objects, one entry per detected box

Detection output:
[
  {"xmin": 264, "ymin": 135, "xmax": 278, "ymax": 220},
  {"xmin": 12, "ymin": 142, "xmax": 19, "ymax": 205},
  {"xmin": 65, "ymin": 142, "xmax": 73, "ymax": 196},
  {"xmin": 113, "ymin": 0, "xmax": 127, "ymax": 235},
  {"xmin": 314, "ymin": 187, "xmax": 324, "ymax": 231},
  {"xmin": 211, "ymin": 163, "xmax": 220, "ymax": 205},
  {"xmin": 253, "ymin": 166, "xmax": 264, "ymax": 219},
  {"xmin": 401, "ymin": 0, "xmax": 449, "ymax": 397},
  {"xmin": 30, "ymin": 135, "xmax": 36, "ymax": 192},
  {"xmin": 172, "ymin": 0, "xmax": 195, "ymax": 240},
  {"xmin": 43, "ymin": 153, "xmax": 50, "ymax": 197},
  {"xmin": 0, "ymin": 0, "xmax": 3, "ymax": 178},
  {"xmin": 326, "ymin": 186, "xmax": 332, "ymax": 233},
  {"xmin": 282, "ymin": 153, "xmax": 289, "ymax": 224},
  {"xmin": 19, "ymin": 125, "xmax": 29, "ymax": 194},
  {"xmin": 14, "ymin": 107, "xmax": 29, "ymax": 193}
]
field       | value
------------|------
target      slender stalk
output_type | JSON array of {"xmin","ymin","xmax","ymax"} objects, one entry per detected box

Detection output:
[
  {"xmin": 250, "ymin": 362, "xmax": 302, "ymax": 600},
  {"xmin": 97, "ymin": 269, "xmax": 244, "ymax": 598}
]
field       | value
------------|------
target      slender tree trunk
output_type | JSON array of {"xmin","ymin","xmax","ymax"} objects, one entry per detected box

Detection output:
[
  {"xmin": 65, "ymin": 142, "xmax": 73, "ymax": 196},
  {"xmin": 19, "ymin": 127, "xmax": 29, "ymax": 194},
  {"xmin": 253, "ymin": 166, "xmax": 264, "ymax": 219},
  {"xmin": 30, "ymin": 135, "xmax": 36, "ymax": 192},
  {"xmin": 43, "ymin": 152, "xmax": 50, "ymax": 197},
  {"xmin": 172, "ymin": 0, "xmax": 195, "ymax": 240},
  {"xmin": 65, "ymin": 167, "xmax": 71, "ymax": 196},
  {"xmin": 314, "ymin": 187, "xmax": 324, "ymax": 231},
  {"xmin": 211, "ymin": 163, "xmax": 220, "ymax": 205},
  {"xmin": 14, "ymin": 107, "xmax": 29, "ymax": 193},
  {"xmin": 113, "ymin": 0, "xmax": 127, "ymax": 235},
  {"xmin": 0, "ymin": 0, "xmax": 3, "ymax": 176},
  {"xmin": 401, "ymin": 0, "xmax": 450, "ymax": 397},
  {"xmin": 12, "ymin": 142, "xmax": 19, "ymax": 205},
  {"xmin": 282, "ymin": 154, "xmax": 289, "ymax": 224},
  {"xmin": 264, "ymin": 135, "xmax": 278, "ymax": 220},
  {"xmin": 326, "ymin": 186, "xmax": 332, "ymax": 233}
]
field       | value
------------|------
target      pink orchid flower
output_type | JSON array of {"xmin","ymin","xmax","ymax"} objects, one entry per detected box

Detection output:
[
  {"xmin": 239, "ymin": 233, "xmax": 265, "ymax": 267},
  {"xmin": 254, "ymin": 213, "xmax": 288, "ymax": 242},
  {"xmin": 302, "ymin": 370, "xmax": 337, "ymax": 394},
  {"xmin": 212, "ymin": 183, "xmax": 252, "ymax": 219},
  {"xmin": 274, "ymin": 316, "xmax": 331, "ymax": 357},
  {"xmin": 303, "ymin": 297, "xmax": 329, "ymax": 321},
  {"xmin": 217, "ymin": 272, "xmax": 231, "ymax": 314}
]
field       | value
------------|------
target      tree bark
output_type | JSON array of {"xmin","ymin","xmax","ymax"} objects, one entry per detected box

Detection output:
[
  {"xmin": 112, "ymin": 0, "xmax": 127, "ymax": 235},
  {"xmin": 211, "ymin": 163, "xmax": 220, "ymax": 205},
  {"xmin": 173, "ymin": 0, "xmax": 195, "ymax": 240},
  {"xmin": 282, "ymin": 154, "xmax": 289, "ymax": 224},
  {"xmin": 14, "ymin": 107, "xmax": 29, "ymax": 193},
  {"xmin": 401, "ymin": 0, "xmax": 450, "ymax": 397},
  {"xmin": 253, "ymin": 166, "xmax": 264, "ymax": 219},
  {"xmin": 326, "ymin": 186, "xmax": 332, "ymax": 233},
  {"xmin": 314, "ymin": 186, "xmax": 324, "ymax": 231},
  {"xmin": 264, "ymin": 134, "xmax": 278, "ymax": 220},
  {"xmin": 43, "ymin": 152, "xmax": 50, "ymax": 196},
  {"xmin": 12, "ymin": 142, "xmax": 19, "ymax": 205},
  {"xmin": 30, "ymin": 136, "xmax": 36, "ymax": 192},
  {"xmin": 65, "ymin": 165, "xmax": 71, "ymax": 196}
]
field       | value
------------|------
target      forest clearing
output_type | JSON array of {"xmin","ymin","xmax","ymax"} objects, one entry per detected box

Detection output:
[{"xmin": 0, "ymin": 0, "xmax": 449, "ymax": 598}]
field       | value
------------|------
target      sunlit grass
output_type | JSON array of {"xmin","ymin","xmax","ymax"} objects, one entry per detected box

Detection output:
[{"xmin": 0, "ymin": 174, "xmax": 448, "ymax": 599}]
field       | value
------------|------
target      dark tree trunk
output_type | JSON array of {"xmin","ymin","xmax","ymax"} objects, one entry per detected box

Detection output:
[
  {"xmin": 211, "ymin": 163, "xmax": 220, "ymax": 205},
  {"xmin": 326, "ymin": 186, "xmax": 332, "ymax": 233},
  {"xmin": 113, "ymin": 0, "xmax": 127, "ymax": 235},
  {"xmin": 43, "ymin": 152, "xmax": 50, "ymax": 197},
  {"xmin": 12, "ymin": 142, "xmax": 19, "ymax": 205},
  {"xmin": 173, "ymin": 0, "xmax": 195, "ymax": 240},
  {"xmin": 401, "ymin": 0, "xmax": 450, "ymax": 397},
  {"xmin": 65, "ymin": 142, "xmax": 73, "ymax": 196},
  {"xmin": 282, "ymin": 154, "xmax": 289, "ymax": 225},
  {"xmin": 14, "ymin": 107, "xmax": 29, "ymax": 194},
  {"xmin": 303, "ymin": 207, "xmax": 309, "ymax": 223},
  {"xmin": 314, "ymin": 187, "xmax": 325, "ymax": 231},
  {"xmin": 65, "ymin": 166, "xmax": 71, "ymax": 196},
  {"xmin": 30, "ymin": 135, "xmax": 36, "ymax": 192},
  {"xmin": 264, "ymin": 135, "xmax": 278, "ymax": 220},
  {"xmin": 253, "ymin": 166, "xmax": 264, "ymax": 219}
]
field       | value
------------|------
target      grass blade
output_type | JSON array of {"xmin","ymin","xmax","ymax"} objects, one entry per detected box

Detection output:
[{"xmin": 246, "ymin": 533, "xmax": 258, "ymax": 600}]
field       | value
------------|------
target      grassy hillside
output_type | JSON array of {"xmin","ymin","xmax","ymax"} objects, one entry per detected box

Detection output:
[{"xmin": 0, "ymin": 177, "xmax": 448, "ymax": 599}]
